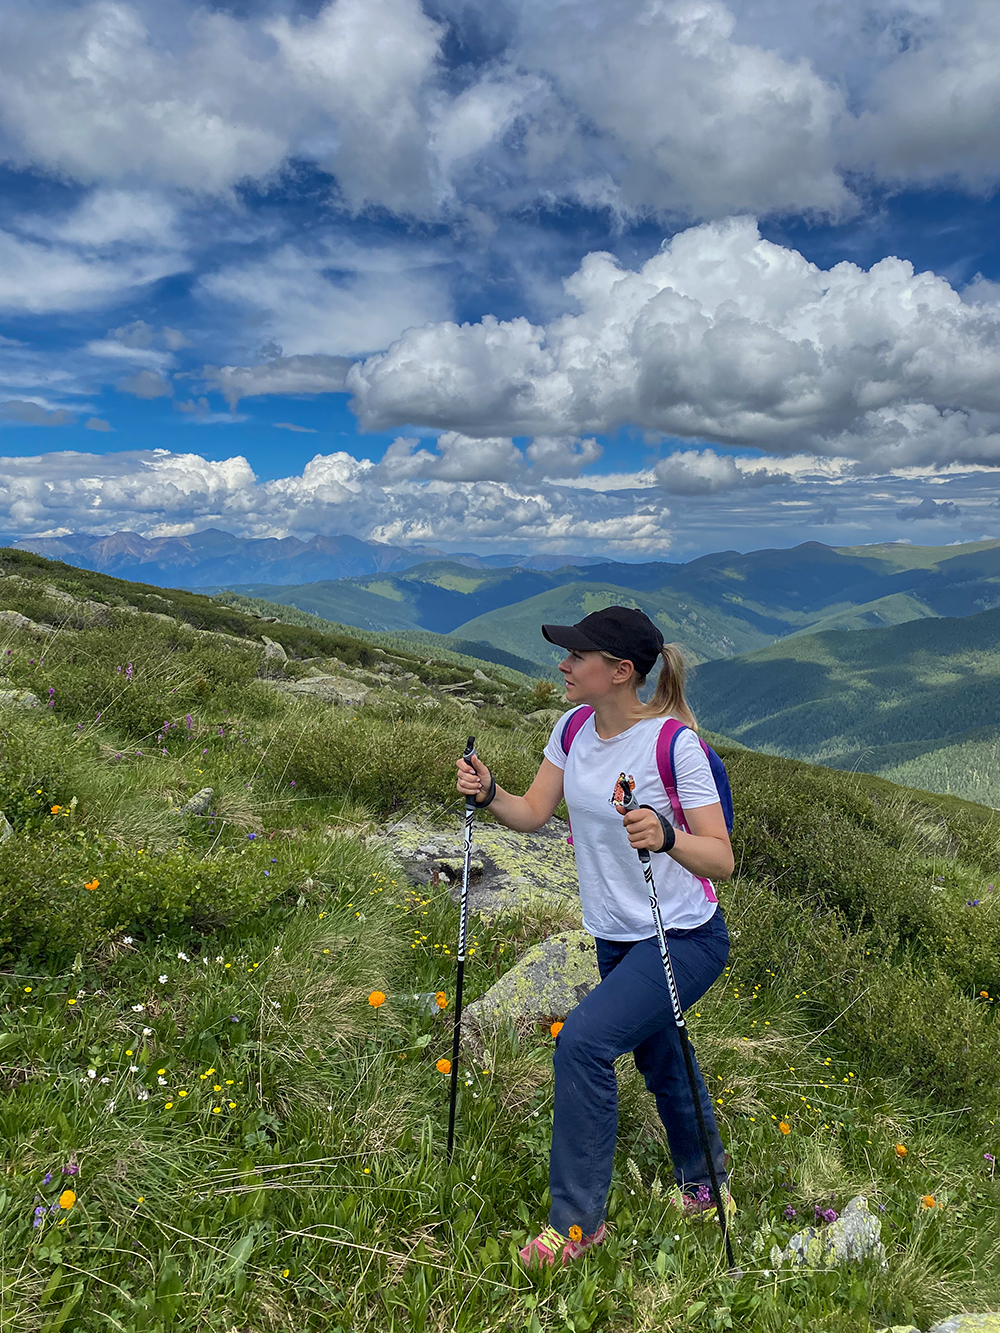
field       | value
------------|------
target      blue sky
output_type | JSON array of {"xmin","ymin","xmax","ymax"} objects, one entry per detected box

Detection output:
[{"xmin": 1, "ymin": 0, "xmax": 999, "ymax": 560}]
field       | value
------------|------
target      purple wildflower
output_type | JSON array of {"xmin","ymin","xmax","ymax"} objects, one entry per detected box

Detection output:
[
  {"xmin": 33, "ymin": 1206, "xmax": 46, "ymax": 1227},
  {"xmin": 202, "ymin": 748, "xmax": 208, "ymax": 756},
  {"xmin": 42, "ymin": 1171, "xmax": 53, "ymax": 1184},
  {"xmin": 985, "ymin": 1153, "xmax": 995, "ymax": 1163},
  {"xmin": 125, "ymin": 663, "xmax": 133, "ymax": 680},
  {"xmin": 61, "ymin": 1163, "xmax": 79, "ymax": 1176},
  {"xmin": 247, "ymin": 832, "xmax": 256, "ymax": 841},
  {"xmin": 784, "ymin": 1206, "xmax": 796, "ymax": 1219},
  {"xmin": 263, "ymin": 870, "xmax": 269, "ymax": 877},
  {"xmin": 290, "ymin": 780, "xmax": 296, "ymax": 788},
  {"xmin": 48, "ymin": 686, "xmax": 54, "ymax": 697},
  {"xmin": 185, "ymin": 714, "xmax": 193, "ymax": 729},
  {"xmin": 229, "ymin": 1014, "xmax": 239, "ymax": 1023}
]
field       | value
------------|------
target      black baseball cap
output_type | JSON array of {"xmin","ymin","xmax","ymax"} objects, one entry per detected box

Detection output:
[{"xmin": 542, "ymin": 605, "xmax": 664, "ymax": 676}]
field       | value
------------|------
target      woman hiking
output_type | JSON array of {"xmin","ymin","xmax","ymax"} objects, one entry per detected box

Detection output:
[{"xmin": 456, "ymin": 605, "xmax": 734, "ymax": 1268}]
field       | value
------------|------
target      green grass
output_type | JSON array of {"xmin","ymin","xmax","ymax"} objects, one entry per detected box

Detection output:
[{"xmin": 1, "ymin": 560, "xmax": 1000, "ymax": 1331}]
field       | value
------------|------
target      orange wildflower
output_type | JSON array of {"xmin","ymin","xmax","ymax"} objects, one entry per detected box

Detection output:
[
  {"xmin": 550, "ymin": 1021, "xmax": 564, "ymax": 1039},
  {"xmin": 895, "ymin": 1144, "xmax": 908, "ymax": 1157},
  {"xmin": 778, "ymin": 1121, "xmax": 791, "ymax": 1134},
  {"xmin": 921, "ymin": 1195, "xmax": 937, "ymax": 1208},
  {"xmin": 568, "ymin": 1225, "xmax": 582, "ymax": 1242},
  {"xmin": 58, "ymin": 1190, "xmax": 76, "ymax": 1210},
  {"xmin": 435, "ymin": 991, "xmax": 448, "ymax": 1010},
  {"xmin": 368, "ymin": 991, "xmax": 386, "ymax": 1008},
  {"xmin": 84, "ymin": 879, "xmax": 99, "ymax": 891},
  {"xmin": 436, "ymin": 1058, "xmax": 451, "ymax": 1074}
]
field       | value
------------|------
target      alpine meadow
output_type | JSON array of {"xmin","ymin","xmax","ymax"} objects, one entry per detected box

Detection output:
[{"xmin": 1, "ymin": 549, "xmax": 999, "ymax": 1333}]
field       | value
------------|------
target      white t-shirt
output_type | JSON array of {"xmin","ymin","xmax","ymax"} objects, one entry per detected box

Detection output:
[{"xmin": 543, "ymin": 709, "xmax": 721, "ymax": 941}]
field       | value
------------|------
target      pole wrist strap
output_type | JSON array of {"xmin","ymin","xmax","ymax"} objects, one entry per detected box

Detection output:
[
  {"xmin": 476, "ymin": 774, "xmax": 497, "ymax": 808},
  {"xmin": 640, "ymin": 804, "xmax": 676, "ymax": 852}
]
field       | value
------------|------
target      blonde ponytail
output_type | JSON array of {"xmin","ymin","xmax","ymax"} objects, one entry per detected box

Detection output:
[{"xmin": 640, "ymin": 643, "xmax": 697, "ymax": 728}]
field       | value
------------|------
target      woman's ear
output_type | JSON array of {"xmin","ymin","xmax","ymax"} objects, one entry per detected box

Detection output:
[{"xmin": 614, "ymin": 659, "xmax": 636, "ymax": 685}]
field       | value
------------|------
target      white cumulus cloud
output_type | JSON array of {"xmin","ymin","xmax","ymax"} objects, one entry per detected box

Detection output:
[{"xmin": 349, "ymin": 216, "xmax": 1000, "ymax": 468}]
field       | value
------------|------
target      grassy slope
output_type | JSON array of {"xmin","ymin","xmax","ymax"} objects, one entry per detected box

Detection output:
[
  {"xmin": 689, "ymin": 605, "xmax": 1000, "ymax": 806},
  {"xmin": 2, "ymin": 554, "xmax": 1000, "ymax": 1331}
]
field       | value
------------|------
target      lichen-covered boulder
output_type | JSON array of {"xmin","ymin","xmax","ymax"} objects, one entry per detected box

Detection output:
[
  {"xmin": 262, "ymin": 635, "xmax": 288, "ymax": 664},
  {"xmin": 383, "ymin": 817, "xmax": 579, "ymax": 920},
  {"xmin": 770, "ymin": 1196, "xmax": 885, "ymax": 1269},
  {"xmin": 928, "ymin": 1316, "xmax": 1000, "ymax": 1333},
  {"xmin": 463, "ymin": 930, "xmax": 599, "ymax": 1029}
]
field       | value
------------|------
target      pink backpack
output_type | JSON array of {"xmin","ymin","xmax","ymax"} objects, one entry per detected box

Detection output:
[{"xmin": 560, "ymin": 705, "xmax": 731, "ymax": 904}]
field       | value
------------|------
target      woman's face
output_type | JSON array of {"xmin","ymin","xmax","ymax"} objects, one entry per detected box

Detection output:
[{"xmin": 558, "ymin": 649, "xmax": 629, "ymax": 701}]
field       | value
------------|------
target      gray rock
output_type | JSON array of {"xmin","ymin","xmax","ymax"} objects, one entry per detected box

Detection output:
[
  {"xmin": 0, "ymin": 610, "xmax": 36, "ymax": 631},
  {"xmin": 0, "ymin": 689, "xmax": 40, "ymax": 709},
  {"xmin": 928, "ymin": 1317, "xmax": 1000, "ymax": 1333},
  {"xmin": 263, "ymin": 675, "xmax": 370, "ymax": 707},
  {"xmin": 770, "ymin": 1196, "xmax": 885, "ymax": 1270},
  {"xmin": 384, "ymin": 816, "xmax": 579, "ymax": 920},
  {"xmin": 473, "ymin": 668, "xmax": 491, "ymax": 682},
  {"xmin": 873, "ymin": 1326, "xmax": 920, "ymax": 1333},
  {"xmin": 0, "ymin": 811, "xmax": 13, "ymax": 841},
  {"xmin": 262, "ymin": 635, "xmax": 288, "ymax": 664},
  {"xmin": 177, "ymin": 787, "xmax": 214, "ymax": 816},
  {"xmin": 464, "ymin": 930, "xmax": 599, "ymax": 1029},
  {"xmin": 147, "ymin": 612, "xmax": 176, "ymax": 625},
  {"xmin": 525, "ymin": 708, "xmax": 563, "ymax": 727}
]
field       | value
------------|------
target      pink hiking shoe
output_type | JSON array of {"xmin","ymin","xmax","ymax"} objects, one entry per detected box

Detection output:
[
  {"xmin": 519, "ymin": 1222, "xmax": 606, "ymax": 1268},
  {"xmin": 669, "ymin": 1183, "xmax": 736, "ymax": 1221}
]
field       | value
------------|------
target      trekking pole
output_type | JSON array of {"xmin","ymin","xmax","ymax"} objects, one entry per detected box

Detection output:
[
  {"xmin": 619, "ymin": 777, "xmax": 736, "ymax": 1270},
  {"xmin": 447, "ymin": 736, "xmax": 477, "ymax": 1162}
]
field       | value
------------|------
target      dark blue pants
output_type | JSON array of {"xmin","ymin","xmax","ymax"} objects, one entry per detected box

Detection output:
[{"xmin": 547, "ymin": 909, "xmax": 730, "ymax": 1236}]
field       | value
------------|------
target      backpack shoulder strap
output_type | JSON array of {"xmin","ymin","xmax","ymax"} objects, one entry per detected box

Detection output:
[
  {"xmin": 561, "ymin": 705, "xmax": 594, "ymax": 754},
  {"xmin": 654, "ymin": 719, "xmax": 719, "ymax": 905}
]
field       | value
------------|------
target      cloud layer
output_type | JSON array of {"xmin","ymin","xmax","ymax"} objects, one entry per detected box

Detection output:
[
  {"xmin": 349, "ymin": 216, "xmax": 1000, "ymax": 469},
  {"xmin": 2, "ymin": 0, "xmax": 1000, "ymax": 224}
]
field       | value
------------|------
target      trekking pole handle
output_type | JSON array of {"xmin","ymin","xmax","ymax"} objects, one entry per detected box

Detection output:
[{"xmin": 462, "ymin": 736, "xmax": 477, "ymax": 811}]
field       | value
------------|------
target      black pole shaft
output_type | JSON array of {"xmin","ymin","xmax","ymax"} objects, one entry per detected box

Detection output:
[
  {"xmin": 447, "ymin": 737, "xmax": 477, "ymax": 1162},
  {"xmin": 623, "ymin": 786, "xmax": 736, "ymax": 1269}
]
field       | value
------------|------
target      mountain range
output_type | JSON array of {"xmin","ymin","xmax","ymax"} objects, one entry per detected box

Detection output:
[{"xmin": 5, "ymin": 528, "xmax": 605, "ymax": 586}]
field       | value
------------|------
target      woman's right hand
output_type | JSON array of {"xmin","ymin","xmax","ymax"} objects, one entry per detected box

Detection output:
[{"xmin": 456, "ymin": 752, "xmax": 492, "ymax": 804}]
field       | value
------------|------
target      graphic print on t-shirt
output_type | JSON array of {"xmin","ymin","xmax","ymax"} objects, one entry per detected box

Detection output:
[{"xmin": 611, "ymin": 772, "xmax": 634, "ymax": 807}]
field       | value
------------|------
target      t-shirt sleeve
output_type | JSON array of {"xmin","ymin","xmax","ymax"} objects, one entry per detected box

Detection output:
[
  {"xmin": 671, "ymin": 728, "xmax": 720, "ymax": 811},
  {"xmin": 542, "ymin": 710, "xmax": 578, "ymax": 770}
]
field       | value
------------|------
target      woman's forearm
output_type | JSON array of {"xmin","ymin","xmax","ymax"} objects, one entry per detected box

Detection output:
[
  {"xmin": 483, "ymin": 785, "xmax": 549, "ymax": 832},
  {"xmin": 666, "ymin": 829, "xmax": 735, "ymax": 881}
]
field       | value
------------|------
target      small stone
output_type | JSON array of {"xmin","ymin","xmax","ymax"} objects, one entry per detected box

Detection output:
[
  {"xmin": 178, "ymin": 787, "xmax": 214, "ymax": 816},
  {"xmin": 0, "ymin": 812, "xmax": 13, "ymax": 842},
  {"xmin": 0, "ymin": 689, "xmax": 41, "ymax": 710},
  {"xmin": 473, "ymin": 668, "xmax": 491, "ymax": 682},
  {"xmin": 927, "ymin": 1317, "xmax": 1000, "ymax": 1333},
  {"xmin": 773, "ymin": 1196, "xmax": 885, "ymax": 1269}
]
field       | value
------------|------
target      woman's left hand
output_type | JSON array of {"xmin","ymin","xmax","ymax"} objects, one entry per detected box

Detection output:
[{"xmin": 617, "ymin": 804, "xmax": 666, "ymax": 852}]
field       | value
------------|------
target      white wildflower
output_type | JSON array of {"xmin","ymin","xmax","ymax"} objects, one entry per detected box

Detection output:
[
  {"xmin": 142, "ymin": 1027, "xmax": 153, "ymax": 1035},
  {"xmin": 131, "ymin": 1004, "xmax": 145, "ymax": 1012},
  {"xmin": 129, "ymin": 1065, "xmax": 139, "ymax": 1073},
  {"xmin": 158, "ymin": 975, "xmax": 168, "ymax": 984},
  {"xmin": 87, "ymin": 1069, "xmax": 97, "ymax": 1078},
  {"xmin": 123, "ymin": 936, "xmax": 134, "ymax": 945},
  {"xmin": 177, "ymin": 952, "xmax": 189, "ymax": 962},
  {"xmin": 137, "ymin": 1090, "xmax": 149, "ymax": 1101},
  {"xmin": 157, "ymin": 1077, "xmax": 167, "ymax": 1085}
]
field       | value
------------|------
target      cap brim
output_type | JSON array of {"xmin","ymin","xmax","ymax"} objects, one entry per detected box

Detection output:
[{"xmin": 541, "ymin": 623, "xmax": 601, "ymax": 652}]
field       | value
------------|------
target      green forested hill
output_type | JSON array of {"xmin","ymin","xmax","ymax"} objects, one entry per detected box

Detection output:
[
  {"xmin": 218, "ymin": 538, "xmax": 1000, "ymax": 671},
  {"xmin": 689, "ymin": 604, "xmax": 1000, "ymax": 806}
]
